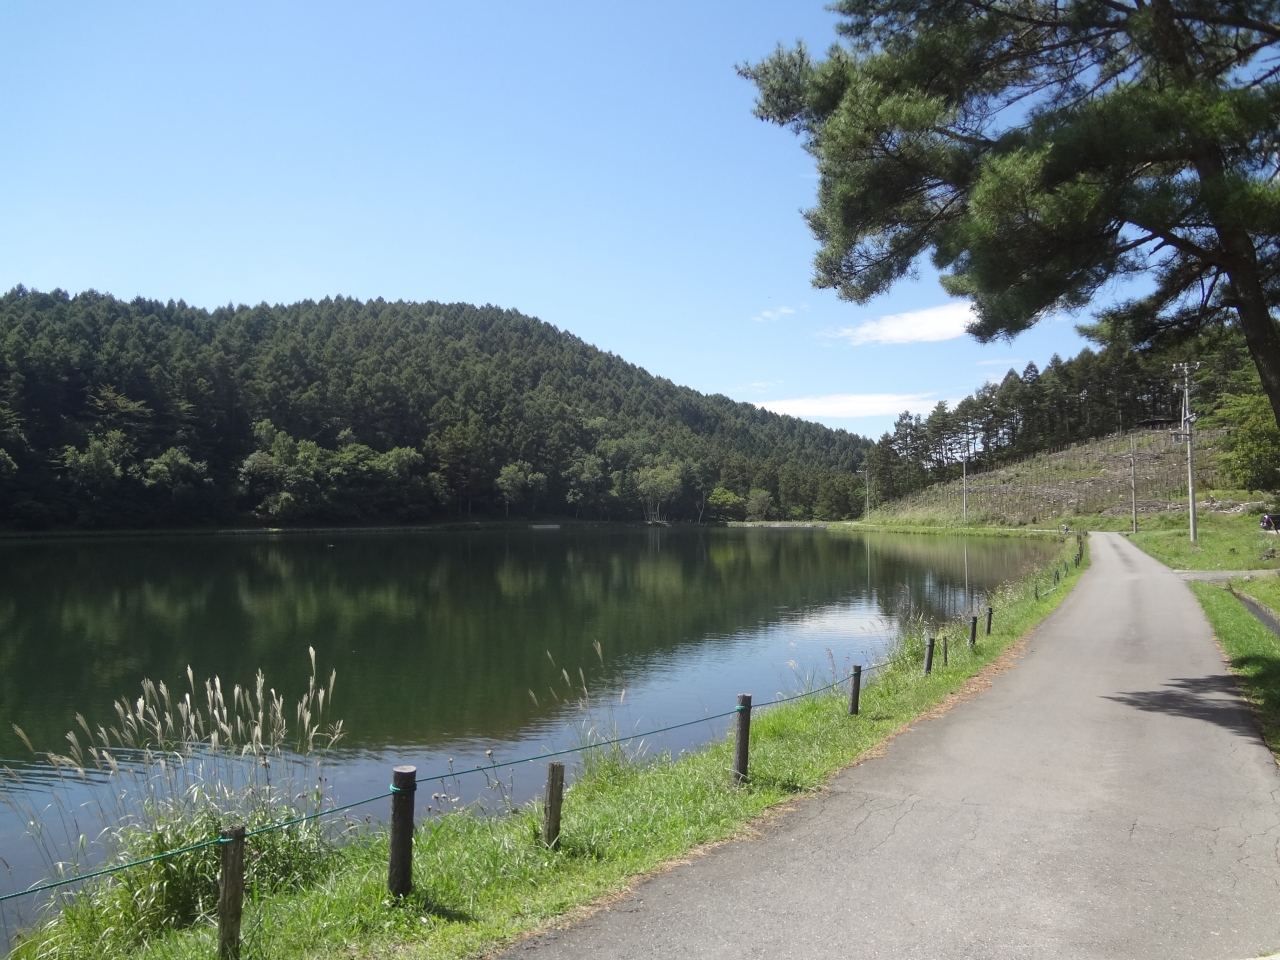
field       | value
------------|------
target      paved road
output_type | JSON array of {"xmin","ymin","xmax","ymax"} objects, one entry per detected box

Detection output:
[{"xmin": 502, "ymin": 533, "xmax": 1280, "ymax": 960}]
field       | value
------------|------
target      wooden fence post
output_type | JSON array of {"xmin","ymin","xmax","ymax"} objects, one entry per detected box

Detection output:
[
  {"xmin": 924, "ymin": 638, "xmax": 936, "ymax": 676},
  {"xmin": 733, "ymin": 694, "xmax": 752, "ymax": 785},
  {"xmin": 969, "ymin": 616, "xmax": 978, "ymax": 648},
  {"xmin": 218, "ymin": 824, "xmax": 246, "ymax": 960},
  {"xmin": 848, "ymin": 665, "xmax": 862, "ymax": 715},
  {"xmin": 388, "ymin": 765, "xmax": 416, "ymax": 898},
  {"xmin": 985, "ymin": 606, "xmax": 993, "ymax": 635},
  {"xmin": 543, "ymin": 761, "xmax": 565, "ymax": 849}
]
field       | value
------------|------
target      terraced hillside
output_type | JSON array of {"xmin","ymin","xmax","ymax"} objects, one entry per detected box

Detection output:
[{"xmin": 873, "ymin": 429, "xmax": 1228, "ymax": 526}]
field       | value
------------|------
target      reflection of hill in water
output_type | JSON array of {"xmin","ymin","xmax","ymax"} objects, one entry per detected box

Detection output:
[
  {"xmin": 834, "ymin": 530, "xmax": 1061, "ymax": 622},
  {"xmin": 0, "ymin": 529, "xmax": 1056, "ymax": 752}
]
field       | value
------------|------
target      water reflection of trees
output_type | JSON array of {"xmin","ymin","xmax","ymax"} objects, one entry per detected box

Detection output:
[
  {"xmin": 839, "ymin": 531, "xmax": 1057, "ymax": 624},
  {"xmin": 0, "ymin": 530, "xmax": 1055, "ymax": 752}
]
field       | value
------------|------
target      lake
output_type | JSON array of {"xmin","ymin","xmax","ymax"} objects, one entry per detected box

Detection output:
[{"xmin": 0, "ymin": 525, "xmax": 1055, "ymax": 926}]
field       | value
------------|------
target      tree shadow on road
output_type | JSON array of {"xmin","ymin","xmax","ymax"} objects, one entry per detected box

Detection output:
[
  {"xmin": 1103, "ymin": 674, "xmax": 1261, "ymax": 740},
  {"xmin": 1224, "ymin": 652, "xmax": 1280, "ymax": 753}
]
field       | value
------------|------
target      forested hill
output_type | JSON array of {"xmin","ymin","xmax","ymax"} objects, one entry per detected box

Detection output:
[
  {"xmin": 862, "ymin": 326, "xmax": 1268, "ymax": 504},
  {"xmin": 0, "ymin": 287, "xmax": 871, "ymax": 530}
]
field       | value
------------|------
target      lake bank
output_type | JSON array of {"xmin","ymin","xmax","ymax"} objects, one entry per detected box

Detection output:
[{"xmin": 5, "ymin": 533, "xmax": 1087, "ymax": 959}]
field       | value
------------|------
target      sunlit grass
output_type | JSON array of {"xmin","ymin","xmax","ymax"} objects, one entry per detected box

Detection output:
[
  {"xmin": 1229, "ymin": 575, "xmax": 1280, "ymax": 615},
  {"xmin": 1119, "ymin": 511, "xmax": 1280, "ymax": 570},
  {"xmin": 1188, "ymin": 581, "xmax": 1280, "ymax": 755}
]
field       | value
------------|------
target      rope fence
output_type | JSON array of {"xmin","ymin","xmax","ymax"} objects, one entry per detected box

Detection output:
[
  {"xmin": 0, "ymin": 615, "xmax": 1001, "ymax": 957},
  {"xmin": 0, "ymin": 661, "xmax": 902, "ymax": 906}
]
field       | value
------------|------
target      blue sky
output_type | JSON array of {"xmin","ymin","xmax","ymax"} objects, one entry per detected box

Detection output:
[{"xmin": 0, "ymin": 1, "xmax": 1091, "ymax": 439}]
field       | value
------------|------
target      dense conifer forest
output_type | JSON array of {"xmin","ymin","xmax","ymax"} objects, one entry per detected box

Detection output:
[
  {"xmin": 0, "ymin": 287, "xmax": 872, "ymax": 529},
  {"xmin": 3, "ymin": 287, "xmax": 1268, "ymax": 531}
]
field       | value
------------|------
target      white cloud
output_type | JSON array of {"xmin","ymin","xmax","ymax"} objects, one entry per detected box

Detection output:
[
  {"xmin": 758, "ymin": 393, "xmax": 940, "ymax": 419},
  {"xmin": 751, "ymin": 305, "xmax": 797, "ymax": 323},
  {"xmin": 749, "ymin": 380, "xmax": 784, "ymax": 392},
  {"xmin": 825, "ymin": 302, "xmax": 973, "ymax": 346}
]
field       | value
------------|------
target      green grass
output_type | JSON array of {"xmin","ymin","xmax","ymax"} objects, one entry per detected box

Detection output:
[
  {"xmin": 11, "ymin": 540, "xmax": 1087, "ymax": 960},
  {"xmin": 1229, "ymin": 574, "xmax": 1280, "ymax": 614},
  {"xmin": 835, "ymin": 520, "xmax": 1068, "ymax": 538},
  {"xmin": 1187, "ymin": 581, "xmax": 1280, "ymax": 755},
  {"xmin": 1119, "ymin": 511, "xmax": 1280, "ymax": 570}
]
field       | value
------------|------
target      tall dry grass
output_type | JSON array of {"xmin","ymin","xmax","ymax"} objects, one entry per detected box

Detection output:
[{"xmin": 3, "ymin": 649, "xmax": 344, "ymax": 957}]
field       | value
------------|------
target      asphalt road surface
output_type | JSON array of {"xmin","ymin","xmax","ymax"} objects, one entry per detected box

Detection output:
[{"xmin": 501, "ymin": 533, "xmax": 1280, "ymax": 960}]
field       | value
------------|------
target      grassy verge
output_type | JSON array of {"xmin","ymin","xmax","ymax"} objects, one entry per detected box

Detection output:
[
  {"xmin": 12, "ymin": 538, "xmax": 1088, "ymax": 960},
  {"xmin": 1229, "ymin": 574, "xmax": 1280, "ymax": 615},
  {"xmin": 1187, "ymin": 581, "xmax": 1280, "ymax": 756},
  {"xmin": 1116, "ymin": 511, "xmax": 1280, "ymax": 571},
  {"xmin": 834, "ymin": 520, "xmax": 1064, "ymax": 539}
]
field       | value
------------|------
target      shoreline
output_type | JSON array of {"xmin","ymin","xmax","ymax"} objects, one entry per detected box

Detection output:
[
  {"xmin": 0, "ymin": 518, "xmax": 1073, "ymax": 543},
  {"xmin": 7, "ymin": 537, "xmax": 1089, "ymax": 960}
]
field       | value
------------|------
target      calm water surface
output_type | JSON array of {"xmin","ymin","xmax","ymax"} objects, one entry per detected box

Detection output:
[{"xmin": 0, "ymin": 526, "xmax": 1056, "ymax": 922}]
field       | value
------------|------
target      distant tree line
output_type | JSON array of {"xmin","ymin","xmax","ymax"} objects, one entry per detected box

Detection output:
[
  {"xmin": 864, "ymin": 328, "xmax": 1266, "ymax": 504},
  {"xmin": 0, "ymin": 287, "xmax": 873, "ymax": 530}
]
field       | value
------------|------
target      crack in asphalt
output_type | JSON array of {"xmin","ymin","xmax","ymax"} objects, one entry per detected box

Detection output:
[{"xmin": 860, "ymin": 794, "xmax": 923, "ymax": 857}]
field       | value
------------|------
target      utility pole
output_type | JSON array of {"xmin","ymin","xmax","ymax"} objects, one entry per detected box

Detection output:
[
  {"xmin": 962, "ymin": 456, "xmax": 968, "ymax": 522},
  {"xmin": 1171, "ymin": 362, "xmax": 1200, "ymax": 542},
  {"xmin": 860, "ymin": 466, "xmax": 870, "ymax": 520},
  {"xmin": 1129, "ymin": 434, "xmax": 1138, "ymax": 534}
]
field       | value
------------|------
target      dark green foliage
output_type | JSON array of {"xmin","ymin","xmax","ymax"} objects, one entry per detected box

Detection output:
[
  {"xmin": 743, "ymin": 1, "xmax": 1280, "ymax": 428},
  {"xmin": 1216, "ymin": 393, "xmax": 1280, "ymax": 490},
  {"xmin": 0, "ymin": 287, "xmax": 871, "ymax": 529}
]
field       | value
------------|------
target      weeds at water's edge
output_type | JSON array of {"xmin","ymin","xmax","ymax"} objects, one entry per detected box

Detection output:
[
  {"xmin": 5, "ymin": 539, "xmax": 1088, "ymax": 960},
  {"xmin": 2, "ymin": 651, "xmax": 345, "ymax": 957}
]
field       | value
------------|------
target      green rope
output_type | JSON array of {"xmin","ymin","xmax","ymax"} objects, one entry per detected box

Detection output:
[
  {"xmin": 243, "ymin": 790, "xmax": 395, "ymax": 838},
  {"xmin": 0, "ymin": 790, "xmax": 399, "ymax": 903},
  {"xmin": 0, "ymin": 836, "xmax": 225, "ymax": 904},
  {"xmin": 414, "ymin": 708, "xmax": 743, "ymax": 784},
  {"xmin": 0, "ymin": 651, "xmax": 919, "ymax": 905},
  {"xmin": 412, "ymin": 663, "xmax": 906, "ymax": 786}
]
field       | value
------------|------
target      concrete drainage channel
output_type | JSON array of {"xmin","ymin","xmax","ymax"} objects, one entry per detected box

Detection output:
[{"xmin": 1228, "ymin": 585, "xmax": 1280, "ymax": 640}]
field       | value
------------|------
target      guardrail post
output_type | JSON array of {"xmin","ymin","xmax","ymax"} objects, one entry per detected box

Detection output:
[
  {"xmin": 543, "ymin": 761, "xmax": 565, "ymax": 849},
  {"xmin": 969, "ymin": 616, "xmax": 978, "ymax": 648},
  {"xmin": 218, "ymin": 824, "xmax": 246, "ymax": 960},
  {"xmin": 1054, "ymin": 568, "xmax": 1059, "ymax": 585},
  {"xmin": 848, "ymin": 665, "xmax": 862, "ymax": 716},
  {"xmin": 985, "ymin": 606, "xmax": 993, "ymax": 635},
  {"xmin": 943, "ymin": 636, "xmax": 949, "ymax": 666},
  {"xmin": 924, "ymin": 638, "xmax": 936, "ymax": 676},
  {"xmin": 1035, "ymin": 584, "xmax": 1039, "ymax": 601},
  {"xmin": 733, "ymin": 694, "xmax": 752, "ymax": 785},
  {"xmin": 388, "ymin": 765, "xmax": 416, "ymax": 897}
]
